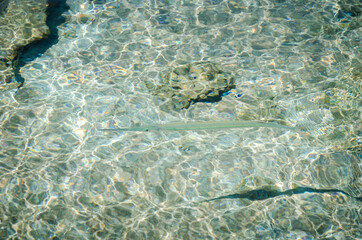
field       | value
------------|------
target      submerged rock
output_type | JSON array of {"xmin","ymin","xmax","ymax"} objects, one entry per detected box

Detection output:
[
  {"xmin": 151, "ymin": 62, "xmax": 234, "ymax": 110},
  {"xmin": 0, "ymin": 0, "xmax": 48, "ymax": 91},
  {"xmin": 0, "ymin": 0, "xmax": 10, "ymax": 16}
]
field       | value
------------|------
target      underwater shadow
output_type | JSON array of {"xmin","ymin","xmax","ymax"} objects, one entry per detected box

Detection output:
[{"xmin": 15, "ymin": 0, "xmax": 70, "ymax": 87}]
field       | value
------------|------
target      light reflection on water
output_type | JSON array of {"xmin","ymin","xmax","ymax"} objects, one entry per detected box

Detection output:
[{"xmin": 0, "ymin": 0, "xmax": 361, "ymax": 239}]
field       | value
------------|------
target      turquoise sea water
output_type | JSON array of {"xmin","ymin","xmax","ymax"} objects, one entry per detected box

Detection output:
[{"xmin": 0, "ymin": 0, "xmax": 361, "ymax": 239}]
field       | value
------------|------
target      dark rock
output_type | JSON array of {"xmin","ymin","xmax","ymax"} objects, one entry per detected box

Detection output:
[
  {"xmin": 0, "ymin": 0, "xmax": 48, "ymax": 90},
  {"xmin": 151, "ymin": 62, "xmax": 234, "ymax": 110}
]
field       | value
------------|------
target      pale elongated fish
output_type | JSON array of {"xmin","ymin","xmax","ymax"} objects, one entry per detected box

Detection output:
[{"xmin": 99, "ymin": 121, "xmax": 298, "ymax": 132}]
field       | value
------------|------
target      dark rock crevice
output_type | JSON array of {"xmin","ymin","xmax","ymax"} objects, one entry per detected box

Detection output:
[
  {"xmin": 0, "ymin": 0, "xmax": 48, "ymax": 90},
  {"xmin": 0, "ymin": 0, "xmax": 10, "ymax": 16},
  {"xmin": 14, "ymin": 0, "xmax": 70, "ymax": 87}
]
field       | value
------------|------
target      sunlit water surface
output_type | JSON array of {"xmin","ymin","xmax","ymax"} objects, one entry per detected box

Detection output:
[{"xmin": 0, "ymin": 0, "xmax": 361, "ymax": 239}]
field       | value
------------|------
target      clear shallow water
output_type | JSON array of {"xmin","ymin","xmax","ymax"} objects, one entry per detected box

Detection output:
[{"xmin": 0, "ymin": 0, "xmax": 361, "ymax": 239}]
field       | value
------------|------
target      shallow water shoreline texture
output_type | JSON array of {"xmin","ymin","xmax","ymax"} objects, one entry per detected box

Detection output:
[
  {"xmin": 0, "ymin": 0, "xmax": 361, "ymax": 239},
  {"xmin": 0, "ymin": 0, "xmax": 48, "ymax": 89}
]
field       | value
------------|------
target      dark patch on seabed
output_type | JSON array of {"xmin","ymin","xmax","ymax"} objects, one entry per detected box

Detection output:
[
  {"xmin": 89, "ymin": 0, "xmax": 107, "ymax": 4},
  {"xmin": 14, "ymin": 0, "xmax": 70, "ymax": 87},
  {"xmin": 205, "ymin": 187, "xmax": 362, "ymax": 202},
  {"xmin": 191, "ymin": 88, "xmax": 234, "ymax": 106},
  {"xmin": 0, "ymin": 0, "xmax": 10, "ymax": 15}
]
